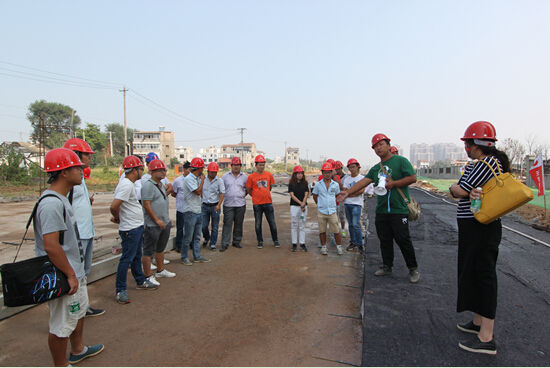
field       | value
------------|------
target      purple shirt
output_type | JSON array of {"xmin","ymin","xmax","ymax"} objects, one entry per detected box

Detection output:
[{"xmin": 222, "ymin": 171, "xmax": 248, "ymax": 207}]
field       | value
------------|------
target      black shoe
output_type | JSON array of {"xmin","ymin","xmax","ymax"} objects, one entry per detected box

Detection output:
[
  {"xmin": 220, "ymin": 245, "xmax": 228, "ymax": 252},
  {"xmin": 85, "ymin": 307, "xmax": 105, "ymax": 317},
  {"xmin": 232, "ymin": 243, "xmax": 242, "ymax": 248},
  {"xmin": 257, "ymin": 242, "xmax": 263, "ymax": 249},
  {"xmin": 274, "ymin": 241, "xmax": 281, "ymax": 248},
  {"xmin": 358, "ymin": 246, "xmax": 364, "ymax": 255},
  {"xmin": 346, "ymin": 243, "xmax": 357, "ymax": 251},
  {"xmin": 457, "ymin": 320, "xmax": 481, "ymax": 334},
  {"xmin": 291, "ymin": 244, "xmax": 297, "ymax": 252},
  {"xmin": 175, "ymin": 247, "xmax": 181, "ymax": 253},
  {"xmin": 202, "ymin": 240, "xmax": 208, "ymax": 248},
  {"xmin": 300, "ymin": 244, "xmax": 307, "ymax": 252},
  {"xmin": 459, "ymin": 335, "xmax": 497, "ymax": 355}
]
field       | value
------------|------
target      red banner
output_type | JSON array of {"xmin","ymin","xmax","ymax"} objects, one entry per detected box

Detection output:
[{"xmin": 529, "ymin": 154, "xmax": 546, "ymax": 197}]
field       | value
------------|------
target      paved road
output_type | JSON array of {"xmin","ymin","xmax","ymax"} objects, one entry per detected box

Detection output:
[{"xmin": 360, "ymin": 187, "xmax": 550, "ymax": 366}]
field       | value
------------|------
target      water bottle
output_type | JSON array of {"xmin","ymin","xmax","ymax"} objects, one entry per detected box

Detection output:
[
  {"xmin": 300, "ymin": 212, "xmax": 304, "ymax": 220},
  {"xmin": 69, "ymin": 294, "xmax": 80, "ymax": 316},
  {"xmin": 470, "ymin": 187, "xmax": 482, "ymax": 213}
]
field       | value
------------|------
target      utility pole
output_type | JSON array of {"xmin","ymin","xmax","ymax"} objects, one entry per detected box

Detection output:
[
  {"xmin": 70, "ymin": 109, "xmax": 75, "ymax": 138},
  {"xmin": 237, "ymin": 127, "xmax": 246, "ymax": 167},
  {"xmin": 109, "ymin": 131, "xmax": 113, "ymax": 157},
  {"xmin": 120, "ymin": 86, "xmax": 129, "ymax": 156}
]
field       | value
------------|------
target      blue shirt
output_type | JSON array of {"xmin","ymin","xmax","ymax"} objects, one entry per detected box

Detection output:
[
  {"xmin": 202, "ymin": 176, "xmax": 225, "ymax": 204},
  {"xmin": 172, "ymin": 174, "xmax": 188, "ymax": 213},
  {"xmin": 70, "ymin": 177, "xmax": 95, "ymax": 239},
  {"xmin": 312, "ymin": 179, "xmax": 340, "ymax": 215},
  {"xmin": 183, "ymin": 172, "xmax": 203, "ymax": 214}
]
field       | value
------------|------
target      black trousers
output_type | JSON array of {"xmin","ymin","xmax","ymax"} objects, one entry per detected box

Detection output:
[
  {"xmin": 375, "ymin": 213, "xmax": 418, "ymax": 270},
  {"xmin": 221, "ymin": 205, "xmax": 246, "ymax": 247},
  {"xmin": 457, "ymin": 217, "xmax": 501, "ymax": 319}
]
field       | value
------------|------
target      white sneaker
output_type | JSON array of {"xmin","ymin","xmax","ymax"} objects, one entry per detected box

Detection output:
[
  {"xmin": 163, "ymin": 259, "xmax": 170, "ymax": 265},
  {"xmin": 337, "ymin": 246, "xmax": 343, "ymax": 255},
  {"xmin": 152, "ymin": 259, "xmax": 169, "ymax": 265},
  {"xmin": 156, "ymin": 269, "xmax": 176, "ymax": 278},
  {"xmin": 147, "ymin": 275, "xmax": 160, "ymax": 286},
  {"xmin": 321, "ymin": 246, "xmax": 328, "ymax": 255},
  {"xmin": 150, "ymin": 263, "xmax": 157, "ymax": 271}
]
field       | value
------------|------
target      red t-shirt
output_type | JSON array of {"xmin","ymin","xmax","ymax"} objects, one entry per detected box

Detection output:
[{"xmin": 246, "ymin": 171, "xmax": 275, "ymax": 205}]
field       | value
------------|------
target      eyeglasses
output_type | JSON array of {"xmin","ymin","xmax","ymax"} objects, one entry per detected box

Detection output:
[{"xmin": 68, "ymin": 167, "xmax": 83, "ymax": 172}]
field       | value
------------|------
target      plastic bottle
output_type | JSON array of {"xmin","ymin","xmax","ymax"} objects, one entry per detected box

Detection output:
[
  {"xmin": 470, "ymin": 187, "xmax": 483, "ymax": 213},
  {"xmin": 69, "ymin": 294, "xmax": 80, "ymax": 316},
  {"xmin": 300, "ymin": 212, "xmax": 304, "ymax": 220}
]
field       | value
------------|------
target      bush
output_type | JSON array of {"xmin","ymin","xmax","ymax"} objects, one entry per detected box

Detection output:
[{"xmin": 0, "ymin": 144, "xmax": 30, "ymax": 185}]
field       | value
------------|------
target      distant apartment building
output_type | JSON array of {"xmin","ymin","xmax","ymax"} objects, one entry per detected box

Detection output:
[
  {"xmin": 409, "ymin": 143, "xmax": 434, "ymax": 167},
  {"xmin": 286, "ymin": 147, "xmax": 300, "ymax": 166},
  {"xmin": 432, "ymin": 143, "xmax": 467, "ymax": 162},
  {"xmin": 133, "ymin": 127, "xmax": 175, "ymax": 165},
  {"xmin": 220, "ymin": 143, "xmax": 257, "ymax": 169},
  {"xmin": 175, "ymin": 145, "xmax": 194, "ymax": 164}
]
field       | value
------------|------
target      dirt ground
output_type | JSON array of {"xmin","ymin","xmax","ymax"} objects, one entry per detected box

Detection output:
[{"xmin": 0, "ymin": 191, "xmax": 364, "ymax": 367}]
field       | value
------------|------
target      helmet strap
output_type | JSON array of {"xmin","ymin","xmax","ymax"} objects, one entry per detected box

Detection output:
[{"xmin": 473, "ymin": 138, "xmax": 496, "ymax": 147}]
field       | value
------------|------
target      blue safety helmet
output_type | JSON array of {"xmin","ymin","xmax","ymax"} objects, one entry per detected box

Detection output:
[{"xmin": 145, "ymin": 152, "xmax": 159, "ymax": 163}]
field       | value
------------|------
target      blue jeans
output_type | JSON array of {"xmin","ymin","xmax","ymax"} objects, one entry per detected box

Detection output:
[
  {"xmin": 116, "ymin": 226, "xmax": 146, "ymax": 292},
  {"xmin": 345, "ymin": 204, "xmax": 363, "ymax": 246},
  {"xmin": 175, "ymin": 211, "xmax": 185, "ymax": 251},
  {"xmin": 253, "ymin": 203, "xmax": 278, "ymax": 243},
  {"xmin": 201, "ymin": 204, "xmax": 221, "ymax": 246},
  {"xmin": 181, "ymin": 211, "xmax": 202, "ymax": 261}
]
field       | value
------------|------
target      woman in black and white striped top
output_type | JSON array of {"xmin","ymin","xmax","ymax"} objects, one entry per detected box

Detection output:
[{"xmin": 448, "ymin": 121, "xmax": 511, "ymax": 355}]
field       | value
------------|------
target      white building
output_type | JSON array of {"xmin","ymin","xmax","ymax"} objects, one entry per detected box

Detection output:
[
  {"xmin": 198, "ymin": 145, "xmax": 221, "ymax": 164},
  {"xmin": 175, "ymin": 145, "xmax": 194, "ymax": 164},
  {"xmin": 286, "ymin": 147, "xmax": 300, "ymax": 166},
  {"xmin": 133, "ymin": 127, "xmax": 175, "ymax": 165}
]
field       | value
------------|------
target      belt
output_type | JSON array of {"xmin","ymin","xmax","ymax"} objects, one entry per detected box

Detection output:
[{"xmin": 203, "ymin": 202, "xmax": 217, "ymax": 207}]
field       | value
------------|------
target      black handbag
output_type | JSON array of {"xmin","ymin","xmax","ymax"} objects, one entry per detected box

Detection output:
[{"xmin": 0, "ymin": 194, "xmax": 70, "ymax": 307}]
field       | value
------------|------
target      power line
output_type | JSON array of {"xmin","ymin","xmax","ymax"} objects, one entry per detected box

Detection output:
[
  {"xmin": 0, "ymin": 60, "xmax": 121, "ymax": 86},
  {"xmin": 0, "ymin": 72, "xmax": 117, "ymax": 90}
]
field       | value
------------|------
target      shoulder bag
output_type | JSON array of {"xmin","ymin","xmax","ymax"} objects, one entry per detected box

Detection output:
[
  {"xmin": 0, "ymin": 195, "xmax": 70, "ymax": 307},
  {"xmin": 380, "ymin": 163, "xmax": 421, "ymax": 221},
  {"xmin": 473, "ymin": 157, "xmax": 534, "ymax": 224}
]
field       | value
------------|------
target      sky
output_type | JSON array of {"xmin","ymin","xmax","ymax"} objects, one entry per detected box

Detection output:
[{"xmin": 1, "ymin": 0, "xmax": 550, "ymax": 168}]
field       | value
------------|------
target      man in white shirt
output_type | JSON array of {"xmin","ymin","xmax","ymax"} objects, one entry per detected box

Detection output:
[
  {"xmin": 171, "ymin": 161, "xmax": 191, "ymax": 253},
  {"xmin": 110, "ymin": 156, "xmax": 158, "ymax": 305},
  {"xmin": 343, "ymin": 158, "xmax": 365, "ymax": 254},
  {"xmin": 220, "ymin": 157, "xmax": 248, "ymax": 252},
  {"xmin": 201, "ymin": 162, "xmax": 225, "ymax": 251}
]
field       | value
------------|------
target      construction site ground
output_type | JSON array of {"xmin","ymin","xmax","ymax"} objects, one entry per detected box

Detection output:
[{"xmin": 1, "ymin": 181, "xmax": 550, "ymax": 366}]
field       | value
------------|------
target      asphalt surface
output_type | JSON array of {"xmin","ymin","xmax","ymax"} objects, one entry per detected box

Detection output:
[{"xmin": 360, "ymin": 187, "xmax": 550, "ymax": 366}]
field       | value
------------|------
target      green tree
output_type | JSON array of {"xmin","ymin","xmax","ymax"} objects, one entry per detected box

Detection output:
[
  {"xmin": 76, "ymin": 123, "xmax": 106, "ymax": 165},
  {"xmin": 104, "ymin": 123, "xmax": 137, "ymax": 156},
  {"xmin": 0, "ymin": 144, "xmax": 29, "ymax": 184},
  {"xmin": 27, "ymin": 100, "xmax": 81, "ymax": 149},
  {"xmin": 169, "ymin": 157, "xmax": 179, "ymax": 169}
]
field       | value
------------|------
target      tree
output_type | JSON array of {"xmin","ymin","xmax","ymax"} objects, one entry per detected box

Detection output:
[
  {"xmin": 104, "ymin": 123, "xmax": 137, "ymax": 156},
  {"xmin": 500, "ymin": 138, "xmax": 525, "ymax": 171},
  {"xmin": 27, "ymin": 100, "xmax": 81, "ymax": 149},
  {"xmin": 0, "ymin": 143, "xmax": 29, "ymax": 184},
  {"xmin": 525, "ymin": 133, "xmax": 538, "ymax": 156},
  {"xmin": 75, "ymin": 123, "xmax": 106, "ymax": 165},
  {"xmin": 169, "ymin": 157, "xmax": 179, "ymax": 169}
]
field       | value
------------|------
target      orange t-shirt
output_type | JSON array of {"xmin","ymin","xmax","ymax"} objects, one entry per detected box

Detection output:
[{"xmin": 246, "ymin": 171, "xmax": 275, "ymax": 205}]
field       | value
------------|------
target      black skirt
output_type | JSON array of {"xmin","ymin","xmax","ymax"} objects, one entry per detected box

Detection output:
[{"xmin": 457, "ymin": 217, "xmax": 502, "ymax": 319}]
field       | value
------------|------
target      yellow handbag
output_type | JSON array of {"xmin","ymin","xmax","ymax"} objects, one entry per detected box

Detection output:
[{"xmin": 474, "ymin": 157, "xmax": 534, "ymax": 224}]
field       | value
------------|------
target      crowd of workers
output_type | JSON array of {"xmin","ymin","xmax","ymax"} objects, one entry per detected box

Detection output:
[{"xmin": 30, "ymin": 121, "xmax": 508, "ymax": 365}]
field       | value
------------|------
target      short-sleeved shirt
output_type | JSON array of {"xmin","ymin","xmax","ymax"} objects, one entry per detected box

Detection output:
[
  {"xmin": 312, "ymin": 179, "xmax": 340, "ymax": 215},
  {"xmin": 222, "ymin": 171, "xmax": 248, "ymax": 207},
  {"xmin": 172, "ymin": 174, "xmax": 187, "ymax": 213},
  {"xmin": 366, "ymin": 155, "xmax": 416, "ymax": 215},
  {"xmin": 114, "ymin": 178, "xmax": 145, "ymax": 231},
  {"xmin": 141, "ymin": 178, "xmax": 170, "ymax": 226},
  {"xmin": 203, "ymin": 176, "xmax": 225, "ymax": 204},
  {"xmin": 34, "ymin": 190, "xmax": 85, "ymax": 280},
  {"xmin": 457, "ymin": 156, "xmax": 503, "ymax": 219},
  {"xmin": 246, "ymin": 171, "xmax": 275, "ymax": 205},
  {"xmin": 119, "ymin": 171, "xmax": 143, "ymax": 201},
  {"xmin": 70, "ymin": 177, "xmax": 95, "ymax": 239},
  {"xmin": 288, "ymin": 181, "xmax": 308, "ymax": 206},
  {"xmin": 182, "ymin": 172, "xmax": 203, "ymax": 214},
  {"xmin": 343, "ymin": 174, "xmax": 365, "ymax": 206}
]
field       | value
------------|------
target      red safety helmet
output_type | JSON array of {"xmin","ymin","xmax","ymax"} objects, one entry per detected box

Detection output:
[
  {"xmin": 347, "ymin": 158, "xmax": 361, "ymax": 169},
  {"xmin": 44, "ymin": 148, "xmax": 84, "ymax": 172},
  {"xmin": 461, "ymin": 121, "xmax": 497, "ymax": 142},
  {"xmin": 149, "ymin": 159, "xmax": 166, "ymax": 171},
  {"xmin": 231, "ymin": 157, "xmax": 242, "ymax": 165},
  {"xmin": 208, "ymin": 162, "xmax": 219, "ymax": 172},
  {"xmin": 334, "ymin": 161, "xmax": 343, "ymax": 170},
  {"xmin": 63, "ymin": 138, "xmax": 95, "ymax": 154},
  {"xmin": 190, "ymin": 157, "xmax": 205, "ymax": 168},
  {"xmin": 321, "ymin": 162, "xmax": 333, "ymax": 171},
  {"xmin": 293, "ymin": 166, "xmax": 304, "ymax": 173},
  {"xmin": 326, "ymin": 159, "xmax": 336, "ymax": 169},
  {"xmin": 122, "ymin": 155, "xmax": 144, "ymax": 169},
  {"xmin": 371, "ymin": 133, "xmax": 391, "ymax": 148},
  {"xmin": 255, "ymin": 155, "xmax": 266, "ymax": 163},
  {"xmin": 390, "ymin": 146, "xmax": 399, "ymax": 154},
  {"xmin": 83, "ymin": 167, "xmax": 91, "ymax": 179}
]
